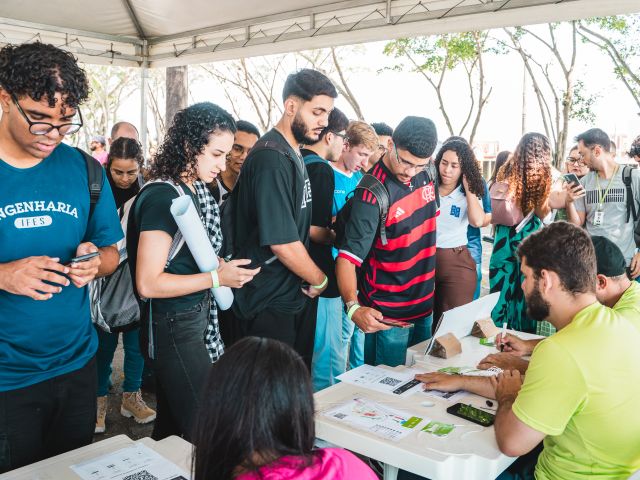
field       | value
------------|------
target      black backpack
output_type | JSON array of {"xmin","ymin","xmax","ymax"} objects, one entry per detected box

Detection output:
[
  {"xmin": 219, "ymin": 139, "xmax": 298, "ymax": 259},
  {"xmin": 622, "ymin": 164, "xmax": 640, "ymax": 246},
  {"xmin": 75, "ymin": 147, "xmax": 103, "ymax": 220},
  {"xmin": 333, "ymin": 174, "xmax": 392, "ymax": 246}
]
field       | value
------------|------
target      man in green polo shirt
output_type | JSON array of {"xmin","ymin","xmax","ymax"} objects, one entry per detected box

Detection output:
[{"xmin": 491, "ymin": 222, "xmax": 640, "ymax": 479}]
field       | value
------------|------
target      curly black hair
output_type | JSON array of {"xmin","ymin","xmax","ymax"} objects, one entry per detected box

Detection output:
[
  {"xmin": 149, "ymin": 102, "xmax": 236, "ymax": 183},
  {"xmin": 435, "ymin": 139, "xmax": 485, "ymax": 197},
  {"xmin": 0, "ymin": 43, "xmax": 89, "ymax": 108}
]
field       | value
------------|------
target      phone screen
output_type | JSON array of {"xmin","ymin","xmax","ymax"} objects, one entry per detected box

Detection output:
[{"xmin": 563, "ymin": 173, "xmax": 581, "ymax": 187}]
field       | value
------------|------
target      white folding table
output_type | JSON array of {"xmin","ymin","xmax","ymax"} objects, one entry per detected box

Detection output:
[
  {"xmin": 315, "ymin": 331, "xmax": 541, "ymax": 480},
  {"xmin": 0, "ymin": 434, "xmax": 192, "ymax": 480}
]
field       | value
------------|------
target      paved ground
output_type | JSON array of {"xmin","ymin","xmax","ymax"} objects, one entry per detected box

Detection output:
[{"xmin": 95, "ymin": 231, "xmax": 494, "ymax": 442}]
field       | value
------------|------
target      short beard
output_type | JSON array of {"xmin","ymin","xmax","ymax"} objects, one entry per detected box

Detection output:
[
  {"xmin": 526, "ymin": 281, "xmax": 551, "ymax": 321},
  {"xmin": 291, "ymin": 113, "xmax": 318, "ymax": 145}
]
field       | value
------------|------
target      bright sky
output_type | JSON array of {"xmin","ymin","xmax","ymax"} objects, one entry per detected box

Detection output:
[{"xmin": 119, "ymin": 22, "xmax": 640, "ymax": 157}]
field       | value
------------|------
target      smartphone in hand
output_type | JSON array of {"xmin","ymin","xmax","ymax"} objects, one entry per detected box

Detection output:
[
  {"xmin": 67, "ymin": 251, "xmax": 100, "ymax": 265},
  {"xmin": 563, "ymin": 173, "xmax": 581, "ymax": 187}
]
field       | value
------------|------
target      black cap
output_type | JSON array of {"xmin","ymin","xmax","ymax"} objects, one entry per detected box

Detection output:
[{"xmin": 591, "ymin": 236, "xmax": 627, "ymax": 277}]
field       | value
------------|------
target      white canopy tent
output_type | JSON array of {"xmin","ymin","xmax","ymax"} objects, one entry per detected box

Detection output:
[{"xmin": 1, "ymin": 0, "xmax": 639, "ymax": 146}]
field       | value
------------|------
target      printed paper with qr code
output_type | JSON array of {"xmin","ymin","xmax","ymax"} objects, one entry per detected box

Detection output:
[
  {"xmin": 336, "ymin": 365, "xmax": 423, "ymax": 397},
  {"xmin": 70, "ymin": 443, "xmax": 190, "ymax": 480},
  {"xmin": 323, "ymin": 397, "xmax": 424, "ymax": 442}
]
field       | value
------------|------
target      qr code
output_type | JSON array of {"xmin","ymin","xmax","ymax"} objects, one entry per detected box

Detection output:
[
  {"xmin": 123, "ymin": 470, "xmax": 158, "ymax": 480},
  {"xmin": 378, "ymin": 377, "xmax": 402, "ymax": 387},
  {"xmin": 333, "ymin": 412, "xmax": 347, "ymax": 419}
]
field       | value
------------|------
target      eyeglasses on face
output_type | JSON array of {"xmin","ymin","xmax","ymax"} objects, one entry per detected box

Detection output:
[
  {"xmin": 394, "ymin": 145, "xmax": 429, "ymax": 173},
  {"xmin": 11, "ymin": 93, "xmax": 83, "ymax": 136},
  {"xmin": 565, "ymin": 157, "xmax": 585, "ymax": 166}
]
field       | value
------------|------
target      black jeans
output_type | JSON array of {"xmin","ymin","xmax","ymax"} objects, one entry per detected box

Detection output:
[
  {"xmin": 0, "ymin": 357, "xmax": 97, "ymax": 473},
  {"xmin": 233, "ymin": 297, "xmax": 318, "ymax": 371},
  {"xmin": 145, "ymin": 295, "xmax": 211, "ymax": 441}
]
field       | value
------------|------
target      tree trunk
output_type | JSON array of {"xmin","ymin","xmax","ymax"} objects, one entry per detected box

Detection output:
[{"xmin": 165, "ymin": 66, "xmax": 188, "ymax": 127}]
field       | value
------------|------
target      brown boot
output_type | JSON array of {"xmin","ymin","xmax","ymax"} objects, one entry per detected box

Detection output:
[
  {"xmin": 95, "ymin": 396, "xmax": 108, "ymax": 434},
  {"xmin": 121, "ymin": 390, "xmax": 156, "ymax": 424}
]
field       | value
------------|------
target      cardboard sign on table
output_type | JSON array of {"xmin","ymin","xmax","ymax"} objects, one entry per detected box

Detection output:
[
  {"xmin": 430, "ymin": 332, "xmax": 462, "ymax": 358},
  {"xmin": 471, "ymin": 318, "xmax": 501, "ymax": 338},
  {"xmin": 425, "ymin": 293, "xmax": 500, "ymax": 357}
]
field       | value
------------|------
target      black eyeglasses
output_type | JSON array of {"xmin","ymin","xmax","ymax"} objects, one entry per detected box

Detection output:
[
  {"xmin": 565, "ymin": 157, "xmax": 585, "ymax": 166},
  {"xmin": 11, "ymin": 93, "xmax": 83, "ymax": 135},
  {"xmin": 394, "ymin": 145, "xmax": 429, "ymax": 173}
]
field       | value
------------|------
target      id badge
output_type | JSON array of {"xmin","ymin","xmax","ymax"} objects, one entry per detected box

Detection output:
[{"xmin": 593, "ymin": 210, "xmax": 605, "ymax": 226}]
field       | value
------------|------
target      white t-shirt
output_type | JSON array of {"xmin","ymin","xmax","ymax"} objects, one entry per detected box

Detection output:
[{"xmin": 436, "ymin": 185, "xmax": 469, "ymax": 248}]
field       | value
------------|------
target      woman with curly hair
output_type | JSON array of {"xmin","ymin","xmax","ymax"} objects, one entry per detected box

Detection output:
[
  {"xmin": 434, "ymin": 139, "xmax": 486, "ymax": 323},
  {"xmin": 126, "ymin": 102, "xmax": 259, "ymax": 440},
  {"xmin": 489, "ymin": 132, "xmax": 551, "ymax": 333}
]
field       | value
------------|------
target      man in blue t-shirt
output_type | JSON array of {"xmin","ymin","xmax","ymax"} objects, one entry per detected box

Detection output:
[
  {"xmin": 0, "ymin": 43, "xmax": 123, "ymax": 472},
  {"xmin": 332, "ymin": 121, "xmax": 378, "ymax": 371}
]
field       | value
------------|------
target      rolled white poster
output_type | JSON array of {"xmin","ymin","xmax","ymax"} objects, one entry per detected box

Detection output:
[{"xmin": 170, "ymin": 195, "xmax": 234, "ymax": 310}]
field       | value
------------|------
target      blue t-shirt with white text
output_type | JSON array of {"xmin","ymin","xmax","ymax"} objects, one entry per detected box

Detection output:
[
  {"xmin": 0, "ymin": 143, "xmax": 123, "ymax": 391},
  {"xmin": 332, "ymin": 167, "xmax": 363, "ymax": 258}
]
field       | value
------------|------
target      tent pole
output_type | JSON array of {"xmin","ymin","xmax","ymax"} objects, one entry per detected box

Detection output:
[{"xmin": 140, "ymin": 41, "xmax": 149, "ymax": 166}]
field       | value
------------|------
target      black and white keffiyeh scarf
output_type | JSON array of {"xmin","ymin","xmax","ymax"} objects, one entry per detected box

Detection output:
[{"xmin": 193, "ymin": 180, "xmax": 224, "ymax": 362}]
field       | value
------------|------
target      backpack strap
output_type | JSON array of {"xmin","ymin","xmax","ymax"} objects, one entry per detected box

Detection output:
[
  {"xmin": 76, "ymin": 147, "xmax": 103, "ymax": 220},
  {"xmin": 136, "ymin": 180, "xmax": 186, "ymax": 266},
  {"xmin": 356, "ymin": 174, "xmax": 391, "ymax": 246},
  {"xmin": 623, "ymin": 165, "xmax": 637, "ymax": 223}
]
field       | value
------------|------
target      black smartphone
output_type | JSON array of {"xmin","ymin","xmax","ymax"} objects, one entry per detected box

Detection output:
[
  {"xmin": 446, "ymin": 402, "xmax": 495, "ymax": 427},
  {"xmin": 244, "ymin": 255, "xmax": 277, "ymax": 270},
  {"xmin": 68, "ymin": 251, "xmax": 100, "ymax": 265},
  {"xmin": 563, "ymin": 173, "xmax": 581, "ymax": 187}
]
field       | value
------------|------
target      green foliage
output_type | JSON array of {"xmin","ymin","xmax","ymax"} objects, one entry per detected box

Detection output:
[
  {"xmin": 570, "ymin": 80, "xmax": 599, "ymax": 123},
  {"xmin": 384, "ymin": 32, "xmax": 485, "ymax": 74}
]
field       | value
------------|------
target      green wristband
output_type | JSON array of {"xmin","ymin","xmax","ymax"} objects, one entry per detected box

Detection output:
[
  {"xmin": 312, "ymin": 275, "xmax": 328, "ymax": 290},
  {"xmin": 347, "ymin": 303, "xmax": 361, "ymax": 321},
  {"xmin": 210, "ymin": 270, "xmax": 220, "ymax": 289}
]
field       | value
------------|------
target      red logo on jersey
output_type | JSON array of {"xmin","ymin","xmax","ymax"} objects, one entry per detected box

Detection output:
[{"xmin": 422, "ymin": 184, "xmax": 436, "ymax": 203}]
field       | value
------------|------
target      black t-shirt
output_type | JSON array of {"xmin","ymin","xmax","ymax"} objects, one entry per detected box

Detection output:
[
  {"xmin": 302, "ymin": 149, "xmax": 339, "ymax": 298},
  {"xmin": 232, "ymin": 129, "xmax": 312, "ymax": 318},
  {"xmin": 127, "ymin": 182, "xmax": 206, "ymax": 313}
]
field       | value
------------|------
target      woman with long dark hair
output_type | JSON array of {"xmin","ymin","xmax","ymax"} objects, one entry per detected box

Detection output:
[
  {"xmin": 95, "ymin": 138, "xmax": 155, "ymax": 434},
  {"xmin": 127, "ymin": 102, "xmax": 259, "ymax": 440},
  {"xmin": 489, "ymin": 150, "xmax": 511, "ymax": 186},
  {"xmin": 433, "ymin": 139, "xmax": 486, "ymax": 323},
  {"xmin": 193, "ymin": 337, "xmax": 377, "ymax": 479},
  {"xmin": 489, "ymin": 133, "xmax": 551, "ymax": 333}
]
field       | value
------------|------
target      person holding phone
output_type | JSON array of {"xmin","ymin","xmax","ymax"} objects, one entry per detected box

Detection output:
[
  {"xmin": 127, "ymin": 102, "xmax": 259, "ymax": 441},
  {"xmin": 0, "ymin": 43, "xmax": 123, "ymax": 472}
]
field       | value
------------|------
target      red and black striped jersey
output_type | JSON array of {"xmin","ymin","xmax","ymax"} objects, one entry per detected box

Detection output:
[{"xmin": 337, "ymin": 160, "xmax": 438, "ymax": 321}]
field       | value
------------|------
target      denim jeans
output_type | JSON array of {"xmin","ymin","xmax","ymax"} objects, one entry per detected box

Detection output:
[
  {"xmin": 364, "ymin": 315, "xmax": 433, "ymax": 367},
  {"xmin": 341, "ymin": 309, "xmax": 365, "ymax": 370},
  {"xmin": 96, "ymin": 327, "xmax": 144, "ymax": 396},
  {"xmin": 311, "ymin": 296, "xmax": 346, "ymax": 391},
  {"xmin": 473, "ymin": 262, "xmax": 482, "ymax": 300},
  {"xmin": 144, "ymin": 295, "xmax": 211, "ymax": 441},
  {"xmin": 0, "ymin": 357, "xmax": 97, "ymax": 473}
]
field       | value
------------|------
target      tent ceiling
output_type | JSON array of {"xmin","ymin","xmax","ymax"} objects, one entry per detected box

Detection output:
[{"xmin": 1, "ymin": 0, "xmax": 639, "ymax": 67}]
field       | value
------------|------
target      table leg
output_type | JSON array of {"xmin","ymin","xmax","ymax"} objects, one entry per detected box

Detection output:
[{"xmin": 383, "ymin": 462, "xmax": 399, "ymax": 480}]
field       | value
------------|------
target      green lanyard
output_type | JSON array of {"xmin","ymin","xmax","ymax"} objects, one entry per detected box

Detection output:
[{"xmin": 595, "ymin": 165, "xmax": 618, "ymax": 210}]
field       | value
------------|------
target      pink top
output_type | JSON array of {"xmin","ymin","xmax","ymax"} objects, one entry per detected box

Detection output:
[
  {"xmin": 93, "ymin": 150, "xmax": 108, "ymax": 165},
  {"xmin": 236, "ymin": 448, "xmax": 377, "ymax": 480}
]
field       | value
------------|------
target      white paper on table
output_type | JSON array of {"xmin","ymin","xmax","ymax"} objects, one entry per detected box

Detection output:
[
  {"xmin": 70, "ymin": 443, "xmax": 190, "ymax": 480},
  {"xmin": 323, "ymin": 397, "xmax": 425, "ymax": 442},
  {"xmin": 170, "ymin": 195, "xmax": 233, "ymax": 310},
  {"xmin": 337, "ymin": 365, "xmax": 423, "ymax": 397},
  {"xmin": 422, "ymin": 389, "xmax": 467, "ymax": 402}
]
